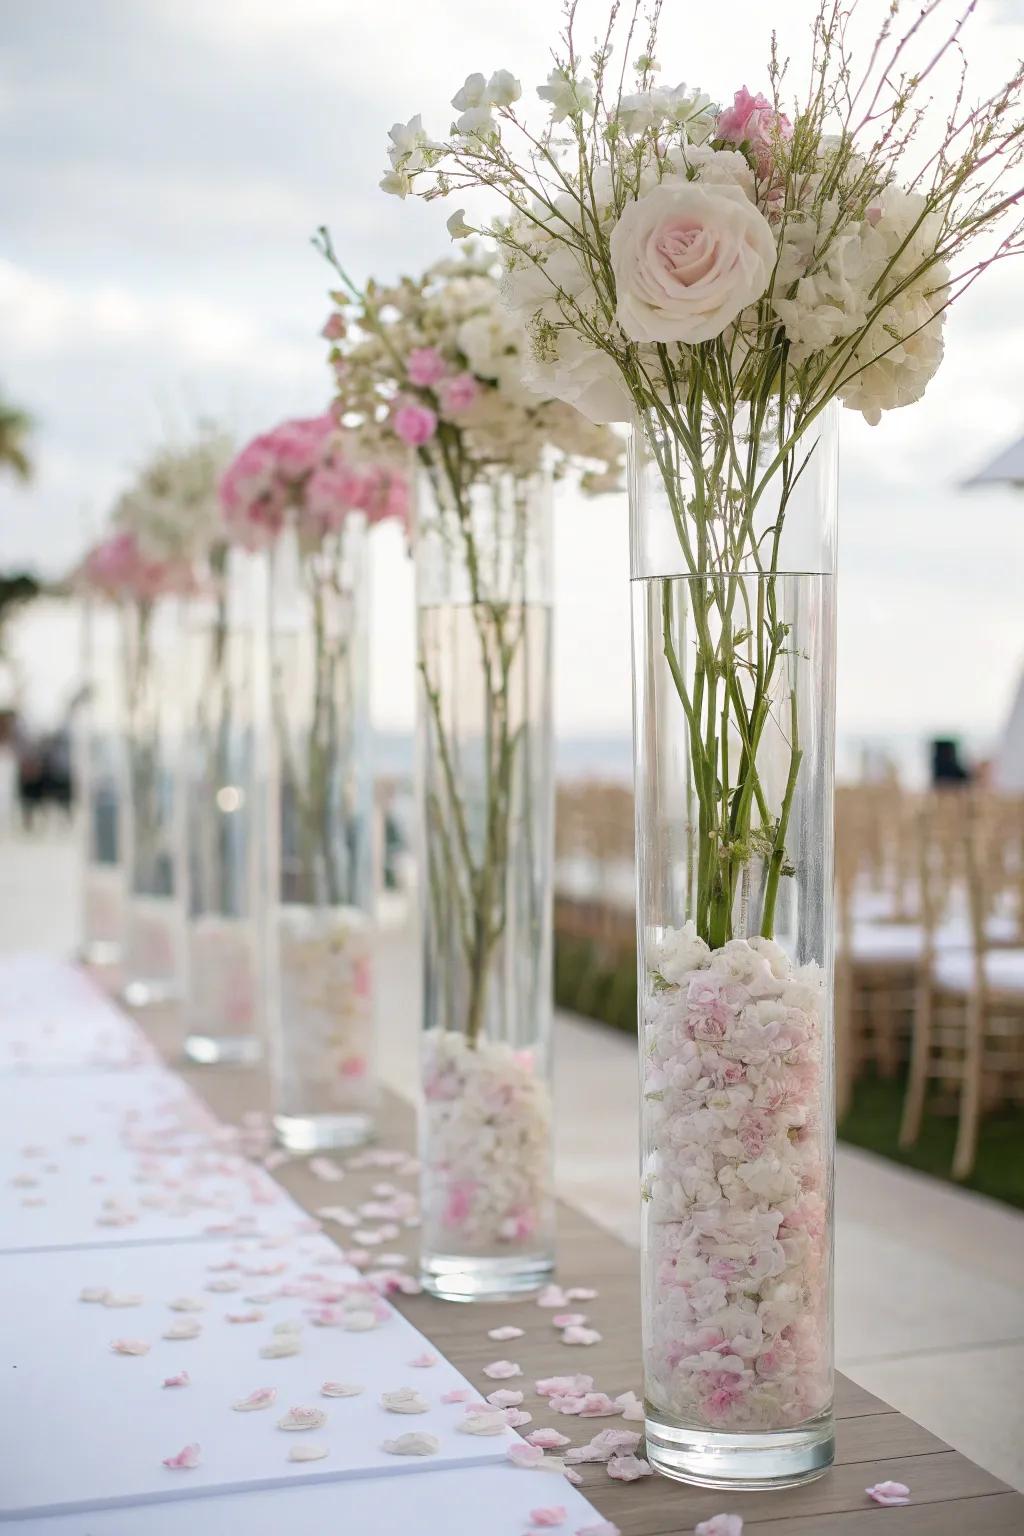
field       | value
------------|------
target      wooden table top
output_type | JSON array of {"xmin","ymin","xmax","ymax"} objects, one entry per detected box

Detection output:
[{"xmin": 138, "ymin": 1002, "xmax": 1024, "ymax": 1535}]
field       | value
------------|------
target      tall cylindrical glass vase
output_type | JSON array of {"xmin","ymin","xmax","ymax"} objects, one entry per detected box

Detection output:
[
  {"xmin": 416, "ymin": 470, "xmax": 555, "ymax": 1301},
  {"xmin": 78, "ymin": 597, "xmax": 125, "ymax": 969},
  {"xmin": 632, "ymin": 403, "xmax": 838, "ymax": 1489},
  {"xmin": 267, "ymin": 521, "xmax": 375, "ymax": 1151},
  {"xmin": 182, "ymin": 548, "xmax": 266, "ymax": 1066},
  {"xmin": 120, "ymin": 596, "xmax": 185, "ymax": 1008}
]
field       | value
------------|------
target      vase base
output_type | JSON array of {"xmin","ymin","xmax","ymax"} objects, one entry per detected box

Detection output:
[
  {"xmin": 121, "ymin": 977, "xmax": 179, "ymax": 1009},
  {"xmin": 183, "ymin": 1033, "xmax": 262, "ymax": 1067},
  {"xmin": 420, "ymin": 1251, "xmax": 554, "ymax": 1304},
  {"xmin": 274, "ymin": 1112, "xmax": 373, "ymax": 1153},
  {"xmin": 644, "ymin": 1410, "xmax": 834, "ymax": 1490}
]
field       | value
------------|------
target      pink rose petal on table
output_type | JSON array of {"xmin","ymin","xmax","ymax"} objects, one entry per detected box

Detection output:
[
  {"xmin": 614, "ymin": 1391, "xmax": 643, "ymax": 1421},
  {"xmin": 486, "ymin": 1389, "xmax": 524, "ymax": 1408},
  {"xmin": 232, "ymin": 1387, "xmax": 277, "ymax": 1412},
  {"xmin": 549, "ymin": 1394, "xmax": 586, "ymax": 1415},
  {"xmin": 530, "ymin": 1508, "xmax": 567, "ymax": 1528},
  {"xmin": 162, "ymin": 1443, "xmax": 200, "ymax": 1471},
  {"xmin": 566, "ymin": 1429, "xmax": 642, "ymax": 1464},
  {"xmin": 565, "ymin": 1288, "xmax": 598, "ymax": 1302},
  {"xmin": 505, "ymin": 1408, "xmax": 533, "ymax": 1428},
  {"xmin": 577, "ymin": 1393, "xmax": 620, "ymax": 1418},
  {"xmin": 537, "ymin": 1285, "xmax": 570, "ymax": 1308},
  {"xmin": 536, "ymin": 1375, "xmax": 594, "ymax": 1398},
  {"xmin": 226, "ymin": 1311, "xmax": 264, "ymax": 1325},
  {"xmin": 110, "ymin": 1339, "xmax": 149, "ymax": 1356},
  {"xmin": 564, "ymin": 1468, "xmax": 584, "ymax": 1486},
  {"xmin": 528, "ymin": 1428, "xmax": 572, "ymax": 1449},
  {"xmin": 489, "ymin": 1325, "xmax": 525, "ymax": 1341},
  {"xmin": 552, "ymin": 1313, "xmax": 587, "ymax": 1328},
  {"xmin": 441, "ymin": 1388, "xmax": 473, "ymax": 1404},
  {"xmin": 606, "ymin": 1454, "xmax": 652, "ymax": 1482},
  {"xmin": 408, "ymin": 1351, "xmax": 437, "ymax": 1368},
  {"xmin": 508, "ymin": 1441, "xmax": 546, "ymax": 1469},
  {"xmin": 866, "ymin": 1482, "xmax": 911, "ymax": 1507},
  {"xmin": 308, "ymin": 1157, "xmax": 344, "ymax": 1182},
  {"xmin": 562, "ymin": 1326, "xmax": 602, "ymax": 1346},
  {"xmin": 162, "ymin": 1371, "xmax": 190, "ymax": 1388},
  {"xmin": 695, "ymin": 1518, "xmax": 744, "ymax": 1536},
  {"xmin": 483, "ymin": 1359, "xmax": 522, "ymax": 1379}
]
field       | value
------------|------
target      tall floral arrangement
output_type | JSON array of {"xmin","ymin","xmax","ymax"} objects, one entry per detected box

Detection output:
[
  {"xmin": 317, "ymin": 243, "xmax": 624, "ymax": 1280},
  {"xmin": 382, "ymin": 0, "xmax": 1024, "ymax": 1458}
]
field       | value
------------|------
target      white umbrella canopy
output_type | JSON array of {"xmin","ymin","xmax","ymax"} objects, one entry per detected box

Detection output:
[{"xmin": 964, "ymin": 432, "xmax": 1024, "ymax": 487}]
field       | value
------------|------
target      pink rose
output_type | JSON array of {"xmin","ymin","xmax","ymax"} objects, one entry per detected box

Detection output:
[
  {"xmin": 437, "ymin": 371, "xmax": 480, "ymax": 415},
  {"xmin": 269, "ymin": 415, "xmax": 335, "ymax": 478},
  {"xmin": 321, "ymin": 313, "xmax": 346, "ymax": 341},
  {"xmin": 717, "ymin": 87, "xmax": 793, "ymax": 175},
  {"xmin": 393, "ymin": 401, "xmax": 437, "ymax": 447},
  {"xmin": 406, "ymin": 346, "xmax": 448, "ymax": 387},
  {"xmin": 304, "ymin": 464, "xmax": 358, "ymax": 531}
]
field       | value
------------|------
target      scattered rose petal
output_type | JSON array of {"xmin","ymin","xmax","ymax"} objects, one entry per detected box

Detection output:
[
  {"xmin": 614, "ymin": 1391, "xmax": 643, "ymax": 1422},
  {"xmin": 260, "ymin": 1337, "xmax": 301, "ymax": 1359},
  {"xmin": 408, "ymin": 1352, "xmax": 437, "ymax": 1368},
  {"xmin": 273, "ymin": 1320, "xmax": 302, "ymax": 1335},
  {"xmin": 162, "ymin": 1443, "xmax": 200, "ymax": 1471},
  {"xmin": 381, "ymin": 1432, "xmax": 439, "ymax": 1457},
  {"xmin": 381, "ymin": 1388, "xmax": 429, "ymax": 1414},
  {"xmin": 529, "ymin": 1428, "xmax": 572, "ymax": 1449},
  {"xmin": 565, "ymin": 1288, "xmax": 598, "ymax": 1302},
  {"xmin": 458, "ymin": 1410, "xmax": 508, "ymax": 1437},
  {"xmin": 536, "ymin": 1375, "xmax": 594, "ymax": 1398},
  {"xmin": 488, "ymin": 1325, "xmax": 525, "ymax": 1342},
  {"xmin": 111, "ymin": 1338, "xmax": 149, "ymax": 1356},
  {"xmin": 102, "ymin": 1294, "xmax": 143, "ymax": 1309},
  {"xmin": 486, "ymin": 1389, "xmax": 524, "ymax": 1408},
  {"xmin": 566, "ymin": 1429, "xmax": 642, "ymax": 1465},
  {"xmin": 162, "ymin": 1319, "xmax": 201, "ymax": 1341},
  {"xmin": 205, "ymin": 1279, "xmax": 240, "ymax": 1294},
  {"xmin": 537, "ymin": 1285, "xmax": 570, "ymax": 1309},
  {"xmin": 321, "ymin": 1381, "xmax": 363, "ymax": 1398},
  {"xmin": 866, "ymin": 1482, "xmax": 911, "ymax": 1508},
  {"xmin": 308, "ymin": 1156, "xmax": 344, "ymax": 1182},
  {"xmin": 440, "ymin": 1388, "xmax": 472, "ymax": 1405},
  {"xmin": 167, "ymin": 1297, "xmax": 205, "ymax": 1313},
  {"xmin": 508, "ymin": 1442, "xmax": 546, "ymax": 1469},
  {"xmin": 505, "ymin": 1408, "xmax": 533, "ymax": 1428},
  {"xmin": 530, "ymin": 1508, "xmax": 567, "ymax": 1528},
  {"xmin": 277, "ymin": 1406, "xmax": 327, "ymax": 1431},
  {"xmin": 562, "ymin": 1326, "xmax": 601, "ymax": 1347},
  {"xmin": 695, "ymin": 1519, "xmax": 743, "ymax": 1536},
  {"xmin": 233, "ymin": 1387, "xmax": 276, "ymax": 1412},
  {"xmin": 79, "ymin": 1287, "xmax": 109, "ymax": 1303},
  {"xmin": 226, "ymin": 1310, "xmax": 264, "ymax": 1325},
  {"xmin": 162, "ymin": 1371, "xmax": 190, "ymax": 1389},
  {"xmin": 606, "ymin": 1454, "xmax": 652, "ymax": 1482},
  {"xmin": 288, "ymin": 1441, "xmax": 328, "ymax": 1462},
  {"xmin": 577, "ymin": 1393, "xmax": 620, "ymax": 1418},
  {"xmin": 483, "ymin": 1360, "xmax": 522, "ymax": 1379},
  {"xmin": 340, "ymin": 1309, "xmax": 379, "ymax": 1332},
  {"xmin": 552, "ymin": 1313, "xmax": 587, "ymax": 1328}
]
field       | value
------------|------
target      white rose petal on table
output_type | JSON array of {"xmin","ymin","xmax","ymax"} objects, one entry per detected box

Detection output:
[
  {"xmin": 0, "ymin": 955, "xmax": 158, "ymax": 1075},
  {"xmin": 0, "ymin": 1235, "xmax": 519, "ymax": 1518},
  {"xmin": 0, "ymin": 1465, "xmax": 608, "ymax": 1536},
  {"xmin": 0, "ymin": 1068, "xmax": 300, "ymax": 1255}
]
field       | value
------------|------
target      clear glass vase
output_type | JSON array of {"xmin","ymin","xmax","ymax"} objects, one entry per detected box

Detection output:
[
  {"xmin": 182, "ymin": 548, "xmax": 266, "ymax": 1067},
  {"xmin": 631, "ymin": 402, "xmax": 838, "ymax": 1488},
  {"xmin": 120, "ymin": 596, "xmax": 185, "ymax": 1008},
  {"xmin": 77, "ymin": 598, "xmax": 124, "ymax": 969},
  {"xmin": 416, "ymin": 469, "xmax": 555, "ymax": 1301},
  {"xmin": 267, "ymin": 522, "xmax": 375, "ymax": 1151}
]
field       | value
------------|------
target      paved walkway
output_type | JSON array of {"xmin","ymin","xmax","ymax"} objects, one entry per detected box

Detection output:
[{"xmin": 5, "ymin": 831, "xmax": 1024, "ymax": 1490}]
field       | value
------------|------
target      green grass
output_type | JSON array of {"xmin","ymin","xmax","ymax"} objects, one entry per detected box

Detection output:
[
  {"xmin": 554, "ymin": 934, "xmax": 1024, "ymax": 1212},
  {"xmin": 839, "ymin": 1074, "xmax": 1024, "ymax": 1213}
]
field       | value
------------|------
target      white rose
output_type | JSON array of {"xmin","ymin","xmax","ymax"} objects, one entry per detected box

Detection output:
[{"xmin": 610, "ymin": 178, "xmax": 777, "ymax": 344}]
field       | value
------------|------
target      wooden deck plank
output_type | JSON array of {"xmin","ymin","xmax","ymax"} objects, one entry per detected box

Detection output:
[{"xmin": 129, "ymin": 1001, "xmax": 1023, "ymax": 1534}]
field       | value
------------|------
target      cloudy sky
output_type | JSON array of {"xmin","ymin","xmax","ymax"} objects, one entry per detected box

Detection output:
[{"xmin": 2, "ymin": 0, "xmax": 1023, "ymax": 766}]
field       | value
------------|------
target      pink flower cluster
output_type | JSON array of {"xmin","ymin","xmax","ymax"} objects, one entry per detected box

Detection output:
[
  {"xmin": 716, "ymin": 87, "xmax": 793, "ymax": 177},
  {"xmin": 642, "ymin": 929, "xmax": 830, "ymax": 1432},
  {"xmin": 390, "ymin": 345, "xmax": 481, "ymax": 448},
  {"xmin": 219, "ymin": 414, "xmax": 408, "ymax": 548},
  {"xmin": 80, "ymin": 531, "xmax": 195, "ymax": 601}
]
